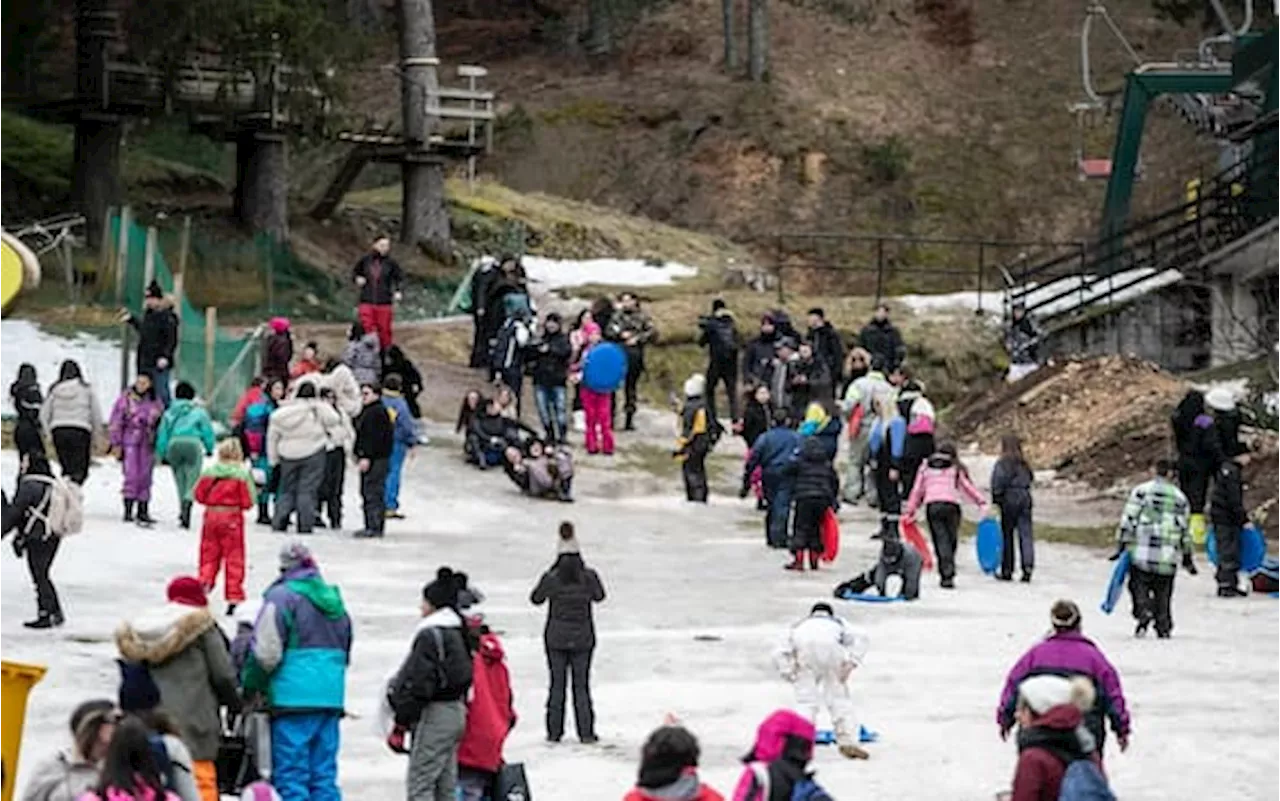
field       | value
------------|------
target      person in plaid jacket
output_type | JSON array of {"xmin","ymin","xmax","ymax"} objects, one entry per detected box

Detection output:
[{"xmin": 1113, "ymin": 459, "xmax": 1197, "ymax": 638}]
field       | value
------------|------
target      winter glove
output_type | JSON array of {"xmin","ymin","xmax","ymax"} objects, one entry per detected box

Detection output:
[
  {"xmin": 738, "ymin": 483, "xmax": 750, "ymax": 499},
  {"xmin": 11, "ymin": 535, "xmax": 26, "ymax": 559},
  {"xmin": 1182, "ymin": 551, "xmax": 1199, "ymax": 575},
  {"xmin": 1117, "ymin": 731, "xmax": 1131, "ymax": 752},
  {"xmin": 387, "ymin": 725, "xmax": 410, "ymax": 754},
  {"xmin": 1107, "ymin": 545, "xmax": 1125, "ymax": 562}
]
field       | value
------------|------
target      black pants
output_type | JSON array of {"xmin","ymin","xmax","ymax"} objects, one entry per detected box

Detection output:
[
  {"xmin": 705, "ymin": 359, "xmax": 738, "ymax": 427},
  {"xmin": 622, "ymin": 348, "xmax": 644, "ymax": 421},
  {"xmin": 360, "ymin": 457, "xmax": 389, "ymax": 534},
  {"xmin": 469, "ymin": 314, "xmax": 488, "ymax": 368},
  {"xmin": 790, "ymin": 498, "xmax": 826, "ymax": 554},
  {"xmin": 14, "ymin": 420, "xmax": 45, "ymax": 462},
  {"xmin": 1214, "ymin": 521, "xmax": 1241, "ymax": 589},
  {"xmin": 51, "ymin": 427, "xmax": 92, "ymax": 485},
  {"xmin": 1128, "ymin": 567, "xmax": 1175, "ymax": 635},
  {"xmin": 26, "ymin": 536, "xmax": 62, "ymax": 618},
  {"xmin": 545, "ymin": 647, "xmax": 595, "ymax": 741},
  {"xmin": 1177, "ymin": 457, "xmax": 1212, "ymax": 512},
  {"xmin": 873, "ymin": 459, "xmax": 901, "ymax": 516},
  {"xmin": 926, "ymin": 501, "xmax": 961, "ymax": 581},
  {"xmin": 320, "ymin": 448, "xmax": 346, "ymax": 527},
  {"xmin": 682, "ymin": 452, "xmax": 708, "ymax": 503},
  {"xmin": 998, "ymin": 498, "xmax": 1035, "ymax": 578}
]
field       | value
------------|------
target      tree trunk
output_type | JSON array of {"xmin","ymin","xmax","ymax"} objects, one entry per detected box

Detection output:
[
  {"xmin": 748, "ymin": 0, "xmax": 768, "ymax": 82},
  {"xmin": 235, "ymin": 131, "xmax": 289, "ymax": 241},
  {"xmin": 722, "ymin": 0, "xmax": 736, "ymax": 71},
  {"xmin": 72, "ymin": 118, "xmax": 122, "ymax": 249},
  {"xmin": 586, "ymin": 0, "xmax": 612, "ymax": 56},
  {"xmin": 397, "ymin": 0, "xmax": 451, "ymax": 255}
]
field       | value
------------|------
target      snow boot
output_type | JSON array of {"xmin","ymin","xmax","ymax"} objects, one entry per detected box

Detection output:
[
  {"xmin": 135, "ymin": 502, "xmax": 155, "ymax": 528},
  {"xmin": 784, "ymin": 554, "xmax": 805, "ymax": 571},
  {"xmin": 808, "ymin": 551, "xmax": 821, "ymax": 570},
  {"xmin": 839, "ymin": 744, "xmax": 871, "ymax": 760},
  {"xmin": 256, "ymin": 500, "xmax": 271, "ymax": 526},
  {"xmin": 1217, "ymin": 585, "xmax": 1247, "ymax": 598},
  {"xmin": 940, "ymin": 576, "xmax": 955, "ymax": 589},
  {"xmin": 23, "ymin": 612, "xmax": 56, "ymax": 630},
  {"xmin": 1020, "ymin": 570, "xmax": 1033, "ymax": 583},
  {"xmin": 123, "ymin": 499, "xmax": 135, "ymax": 522},
  {"xmin": 624, "ymin": 412, "xmax": 635, "ymax": 431},
  {"xmin": 179, "ymin": 501, "xmax": 193, "ymax": 530},
  {"xmin": 1134, "ymin": 612, "xmax": 1153, "ymax": 638},
  {"xmin": 226, "ymin": 603, "xmax": 238, "ymax": 617}
]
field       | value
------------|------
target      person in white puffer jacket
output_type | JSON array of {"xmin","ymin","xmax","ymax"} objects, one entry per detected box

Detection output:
[
  {"xmin": 773, "ymin": 602, "xmax": 871, "ymax": 760},
  {"xmin": 267, "ymin": 383, "xmax": 345, "ymax": 533}
]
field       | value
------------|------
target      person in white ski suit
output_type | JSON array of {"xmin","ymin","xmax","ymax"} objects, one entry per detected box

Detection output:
[
  {"xmin": 840, "ymin": 361, "xmax": 894, "ymax": 505},
  {"xmin": 772, "ymin": 602, "xmax": 871, "ymax": 760}
]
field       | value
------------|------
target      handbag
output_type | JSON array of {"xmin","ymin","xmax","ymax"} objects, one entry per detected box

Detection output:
[
  {"xmin": 215, "ymin": 709, "xmax": 272, "ymax": 794},
  {"xmin": 493, "ymin": 762, "xmax": 532, "ymax": 801}
]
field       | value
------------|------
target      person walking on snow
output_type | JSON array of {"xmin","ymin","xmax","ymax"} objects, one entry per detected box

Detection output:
[
  {"xmin": 1113, "ymin": 458, "xmax": 1197, "ymax": 638},
  {"xmin": 2, "ymin": 453, "xmax": 66, "ymax": 628},
  {"xmin": 193, "ymin": 439, "xmax": 256, "ymax": 614},
  {"xmin": 457, "ymin": 629, "xmax": 517, "ymax": 801},
  {"xmin": 491, "ymin": 306, "xmax": 533, "ymax": 417},
  {"xmin": 384, "ymin": 568, "xmax": 475, "ymax": 801},
  {"xmin": 741, "ymin": 410, "xmax": 801, "ymax": 549},
  {"xmin": 114, "ymin": 577, "xmax": 241, "ymax": 801},
  {"xmin": 806, "ymin": 308, "xmax": 844, "ymax": 398},
  {"xmin": 155, "ymin": 382, "xmax": 216, "ymax": 530},
  {"xmin": 352, "ymin": 234, "xmax": 404, "ymax": 351},
  {"xmin": 773, "ymin": 603, "xmax": 870, "ymax": 760},
  {"xmin": 903, "ymin": 441, "xmax": 989, "ymax": 589},
  {"xmin": 122, "ymin": 281, "xmax": 180, "ymax": 407},
  {"xmin": 343, "ymin": 321, "xmax": 383, "ymax": 387},
  {"xmin": 531, "ymin": 522, "xmax": 606, "ymax": 744},
  {"xmin": 609, "ymin": 291, "xmax": 657, "ymax": 431},
  {"xmin": 697, "ymin": 299, "xmax": 740, "ymax": 430},
  {"xmin": 110, "ymin": 372, "xmax": 164, "ymax": 527},
  {"xmin": 267, "ymin": 383, "xmax": 344, "ymax": 534},
  {"xmin": 781, "ymin": 437, "xmax": 839, "ymax": 572},
  {"xmin": 262, "ymin": 318, "xmax": 294, "ymax": 384},
  {"xmin": 381, "ymin": 373, "xmax": 418, "ymax": 520},
  {"xmin": 992, "ymin": 434, "xmax": 1036, "ymax": 583},
  {"xmin": 1007, "ymin": 675, "xmax": 1110, "ymax": 801},
  {"xmin": 242, "ymin": 542, "xmax": 352, "ymax": 801},
  {"xmin": 41, "ymin": 359, "xmax": 103, "ymax": 485},
  {"xmin": 839, "ymin": 354, "xmax": 892, "ymax": 506},
  {"xmin": 10, "ymin": 363, "xmax": 47, "ymax": 462},
  {"xmin": 997, "ymin": 600, "xmax": 1131, "ymax": 758},
  {"xmin": 674, "ymin": 374, "xmax": 712, "ymax": 503},
  {"xmin": 353, "ymin": 382, "xmax": 395, "ymax": 538},
  {"xmin": 857, "ymin": 303, "xmax": 905, "ymax": 373}
]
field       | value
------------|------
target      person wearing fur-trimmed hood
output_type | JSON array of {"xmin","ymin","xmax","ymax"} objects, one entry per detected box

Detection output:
[
  {"xmin": 674, "ymin": 374, "xmax": 712, "ymax": 503},
  {"xmin": 114, "ymin": 576, "xmax": 240, "ymax": 801}
]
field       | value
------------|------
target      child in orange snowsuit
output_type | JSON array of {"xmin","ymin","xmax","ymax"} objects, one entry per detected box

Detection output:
[{"xmin": 194, "ymin": 438, "xmax": 256, "ymax": 614}]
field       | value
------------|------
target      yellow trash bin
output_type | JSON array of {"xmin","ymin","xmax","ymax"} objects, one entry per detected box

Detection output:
[{"xmin": 1, "ymin": 660, "xmax": 47, "ymax": 801}]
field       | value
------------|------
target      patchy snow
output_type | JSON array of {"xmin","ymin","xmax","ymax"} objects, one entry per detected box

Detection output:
[
  {"xmin": 475, "ymin": 255, "xmax": 699, "ymax": 291},
  {"xmin": 2, "ymin": 319, "xmax": 126, "ymax": 418},
  {"xmin": 2, "ymin": 432, "xmax": 1277, "ymax": 801}
]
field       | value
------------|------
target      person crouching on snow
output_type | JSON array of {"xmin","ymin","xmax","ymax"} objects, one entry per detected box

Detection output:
[
  {"xmin": 772, "ymin": 602, "xmax": 870, "ymax": 761},
  {"xmin": 674, "ymin": 374, "xmax": 712, "ymax": 503},
  {"xmin": 833, "ymin": 525, "xmax": 923, "ymax": 601},
  {"xmin": 194, "ymin": 439, "xmax": 256, "ymax": 616}
]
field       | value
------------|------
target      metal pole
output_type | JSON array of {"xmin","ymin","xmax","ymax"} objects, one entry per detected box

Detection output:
[
  {"xmin": 62, "ymin": 236, "xmax": 77, "ymax": 304},
  {"xmin": 874, "ymin": 239, "xmax": 885, "ymax": 303},
  {"xmin": 976, "ymin": 243, "xmax": 985, "ymax": 315},
  {"xmin": 116, "ymin": 206, "xmax": 132, "ymax": 390}
]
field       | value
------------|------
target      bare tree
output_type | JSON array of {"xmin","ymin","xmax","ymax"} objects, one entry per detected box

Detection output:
[
  {"xmin": 586, "ymin": 0, "xmax": 612, "ymax": 56},
  {"xmin": 747, "ymin": 0, "xmax": 768, "ymax": 81},
  {"xmin": 722, "ymin": 0, "xmax": 737, "ymax": 70},
  {"xmin": 397, "ymin": 0, "xmax": 451, "ymax": 256}
]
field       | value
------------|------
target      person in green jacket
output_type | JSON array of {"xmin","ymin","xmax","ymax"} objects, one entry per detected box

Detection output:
[{"xmin": 156, "ymin": 381, "xmax": 216, "ymax": 529}]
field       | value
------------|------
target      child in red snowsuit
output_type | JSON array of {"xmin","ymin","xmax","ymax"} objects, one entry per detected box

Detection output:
[{"xmin": 194, "ymin": 438, "xmax": 255, "ymax": 614}]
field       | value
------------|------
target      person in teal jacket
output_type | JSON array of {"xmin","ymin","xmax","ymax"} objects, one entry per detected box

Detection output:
[
  {"xmin": 155, "ymin": 381, "xmax": 216, "ymax": 529},
  {"xmin": 381, "ymin": 373, "xmax": 418, "ymax": 519}
]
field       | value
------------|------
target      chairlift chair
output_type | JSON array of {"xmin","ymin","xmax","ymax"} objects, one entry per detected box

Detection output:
[{"xmin": 1070, "ymin": 101, "xmax": 1145, "ymax": 182}]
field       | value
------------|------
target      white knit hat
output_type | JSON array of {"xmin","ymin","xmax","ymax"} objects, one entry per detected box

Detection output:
[
  {"xmin": 684, "ymin": 373, "xmax": 706, "ymax": 398},
  {"xmin": 1205, "ymin": 386, "xmax": 1237, "ymax": 412},
  {"xmin": 1018, "ymin": 675, "xmax": 1074, "ymax": 715}
]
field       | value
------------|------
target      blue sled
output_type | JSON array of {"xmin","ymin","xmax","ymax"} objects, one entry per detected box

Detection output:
[
  {"xmin": 1100, "ymin": 551, "xmax": 1130, "ymax": 616},
  {"xmin": 816, "ymin": 726, "xmax": 878, "ymax": 745}
]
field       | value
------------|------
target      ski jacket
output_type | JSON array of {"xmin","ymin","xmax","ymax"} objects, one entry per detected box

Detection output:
[
  {"xmin": 840, "ymin": 370, "xmax": 892, "ymax": 425},
  {"xmin": 785, "ymin": 437, "xmax": 838, "ymax": 505},
  {"xmin": 388, "ymin": 607, "xmax": 475, "ymax": 726},
  {"xmin": 1117, "ymin": 476, "xmax": 1191, "ymax": 575},
  {"xmin": 115, "ymin": 604, "xmax": 240, "ymax": 760},
  {"xmin": 997, "ymin": 631, "xmax": 1130, "ymax": 741},
  {"xmin": 325, "ymin": 363, "xmax": 363, "ymax": 418},
  {"xmin": 381, "ymin": 391, "xmax": 418, "ymax": 447},
  {"xmin": 741, "ymin": 400, "xmax": 772, "ymax": 448},
  {"xmin": 531, "ymin": 555, "xmax": 607, "ymax": 651},
  {"xmin": 1005, "ymin": 314, "xmax": 1043, "ymax": 365},
  {"xmin": 266, "ymin": 399, "xmax": 344, "ymax": 464},
  {"xmin": 129, "ymin": 299, "xmax": 180, "ymax": 372},
  {"xmin": 624, "ymin": 775, "xmax": 725, "ymax": 801},
  {"xmin": 741, "ymin": 333, "xmax": 780, "ymax": 386},
  {"xmin": 2, "ymin": 473, "xmax": 54, "ymax": 542},
  {"xmin": 262, "ymin": 329, "xmax": 293, "ymax": 383},
  {"xmin": 109, "ymin": 392, "xmax": 163, "ymax": 449},
  {"xmin": 698, "ymin": 309, "xmax": 740, "ymax": 363},
  {"xmin": 154, "ymin": 400, "xmax": 215, "ymax": 459},
  {"xmin": 353, "ymin": 401, "xmax": 395, "ymax": 461},
  {"xmin": 903, "ymin": 454, "xmax": 987, "ymax": 519},
  {"xmin": 290, "ymin": 358, "xmax": 322, "ymax": 379},
  {"xmin": 857, "ymin": 319, "xmax": 905, "ymax": 371},
  {"xmin": 807, "ymin": 322, "xmax": 845, "ymax": 388},
  {"xmin": 194, "ymin": 463, "xmax": 256, "ymax": 510},
  {"xmin": 675, "ymin": 397, "xmax": 710, "ymax": 460},
  {"xmin": 41, "ymin": 380, "xmax": 102, "ymax": 433},
  {"xmin": 869, "ymin": 417, "xmax": 906, "ymax": 468},
  {"xmin": 352, "ymin": 252, "xmax": 404, "ymax": 305},
  {"xmin": 731, "ymin": 710, "xmax": 815, "ymax": 801},
  {"xmin": 20, "ymin": 748, "xmax": 101, "ymax": 801},
  {"xmin": 530, "ymin": 330, "xmax": 572, "ymax": 387},
  {"xmin": 230, "ymin": 385, "xmax": 263, "ymax": 429},
  {"xmin": 991, "ymin": 456, "xmax": 1034, "ymax": 509},
  {"xmin": 10, "ymin": 377, "xmax": 43, "ymax": 425},
  {"xmin": 343, "ymin": 333, "xmax": 382, "ymax": 387},
  {"xmin": 745, "ymin": 427, "xmax": 801, "ymax": 477},
  {"xmin": 1011, "ymin": 704, "xmax": 1103, "ymax": 801},
  {"xmin": 773, "ymin": 610, "xmax": 868, "ymax": 679},
  {"xmin": 457, "ymin": 632, "xmax": 517, "ymax": 772}
]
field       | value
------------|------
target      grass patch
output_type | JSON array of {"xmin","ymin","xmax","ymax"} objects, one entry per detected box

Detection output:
[{"xmin": 959, "ymin": 519, "xmax": 1115, "ymax": 550}]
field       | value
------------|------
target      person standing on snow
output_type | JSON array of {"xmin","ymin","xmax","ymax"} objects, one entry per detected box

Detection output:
[
  {"xmin": 457, "ymin": 628, "xmax": 518, "ymax": 801},
  {"xmin": 773, "ymin": 603, "xmax": 870, "ymax": 760},
  {"xmin": 242, "ymin": 542, "xmax": 353, "ymax": 801},
  {"xmin": 674, "ymin": 374, "xmax": 712, "ymax": 503},
  {"xmin": 114, "ymin": 577, "xmax": 241, "ymax": 800},
  {"xmin": 290, "ymin": 341, "xmax": 323, "ymax": 379},
  {"xmin": 531, "ymin": 522, "xmax": 606, "ymax": 744},
  {"xmin": 530, "ymin": 313, "xmax": 573, "ymax": 445},
  {"xmin": 41, "ymin": 359, "xmax": 103, "ymax": 485},
  {"xmin": 697, "ymin": 299, "xmax": 740, "ymax": 430},
  {"xmin": 868, "ymin": 397, "xmax": 906, "ymax": 532},
  {"xmin": 317, "ymin": 387, "xmax": 355, "ymax": 530},
  {"xmin": 243, "ymin": 378, "xmax": 285, "ymax": 526},
  {"xmin": 384, "ymin": 568, "xmax": 475, "ymax": 800},
  {"xmin": 1007, "ymin": 675, "xmax": 1110, "ymax": 801},
  {"xmin": 154, "ymin": 382, "xmax": 216, "ymax": 530},
  {"xmin": 262, "ymin": 318, "xmax": 294, "ymax": 384},
  {"xmin": 352, "ymin": 234, "xmax": 404, "ymax": 352},
  {"xmin": 624, "ymin": 724, "xmax": 725, "ymax": 801},
  {"xmin": 608, "ymin": 291, "xmax": 657, "ymax": 432},
  {"xmin": 1210, "ymin": 447, "xmax": 1252, "ymax": 598},
  {"xmin": 997, "ymin": 600, "xmax": 1131, "ymax": 758},
  {"xmin": 343, "ymin": 321, "xmax": 383, "ymax": 387},
  {"xmin": 193, "ymin": 438, "xmax": 256, "ymax": 614},
  {"xmin": 491, "ymin": 307, "xmax": 533, "ymax": 418},
  {"xmin": 902, "ymin": 441, "xmax": 989, "ymax": 590},
  {"xmin": 467, "ymin": 258, "xmax": 500, "ymax": 369},
  {"xmin": 267, "ymin": 382, "xmax": 344, "ymax": 534},
  {"xmin": 1169, "ymin": 389, "xmax": 1216, "ymax": 544},
  {"xmin": 381, "ymin": 373, "xmax": 418, "ymax": 520},
  {"xmin": 806, "ymin": 308, "xmax": 844, "ymax": 398},
  {"xmin": 992, "ymin": 434, "xmax": 1036, "ymax": 583},
  {"xmin": 109, "ymin": 372, "xmax": 164, "ymax": 527},
  {"xmin": 781, "ymin": 437, "xmax": 839, "ymax": 572},
  {"xmin": 2, "ymin": 453, "xmax": 66, "ymax": 628},
  {"xmin": 10, "ymin": 363, "xmax": 47, "ymax": 462},
  {"xmin": 122, "ymin": 281, "xmax": 180, "ymax": 407},
  {"xmin": 1114, "ymin": 459, "xmax": 1197, "ymax": 638},
  {"xmin": 353, "ymin": 381, "xmax": 395, "ymax": 538},
  {"xmin": 857, "ymin": 303, "xmax": 905, "ymax": 374},
  {"xmin": 741, "ymin": 314, "xmax": 781, "ymax": 390},
  {"xmin": 741, "ymin": 410, "xmax": 801, "ymax": 549},
  {"xmin": 839, "ymin": 354, "xmax": 892, "ymax": 506}
]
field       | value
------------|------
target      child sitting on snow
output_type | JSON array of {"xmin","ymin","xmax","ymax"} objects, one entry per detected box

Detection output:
[
  {"xmin": 503, "ymin": 441, "xmax": 574, "ymax": 502},
  {"xmin": 674, "ymin": 374, "xmax": 713, "ymax": 503},
  {"xmin": 194, "ymin": 438, "xmax": 256, "ymax": 615},
  {"xmin": 833, "ymin": 523, "xmax": 923, "ymax": 601},
  {"xmin": 773, "ymin": 602, "xmax": 871, "ymax": 760}
]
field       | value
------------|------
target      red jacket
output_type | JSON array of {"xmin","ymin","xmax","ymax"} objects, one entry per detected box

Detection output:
[
  {"xmin": 231, "ymin": 385, "xmax": 264, "ymax": 428},
  {"xmin": 194, "ymin": 469, "xmax": 254, "ymax": 510},
  {"xmin": 1011, "ymin": 705, "xmax": 1104, "ymax": 801},
  {"xmin": 457, "ymin": 633, "xmax": 516, "ymax": 773},
  {"xmin": 290, "ymin": 359, "xmax": 322, "ymax": 379},
  {"xmin": 624, "ymin": 781, "xmax": 724, "ymax": 801}
]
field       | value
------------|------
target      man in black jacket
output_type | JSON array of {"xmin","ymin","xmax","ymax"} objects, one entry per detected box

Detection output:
[
  {"xmin": 2, "ymin": 453, "xmax": 64, "ymax": 628},
  {"xmin": 386, "ymin": 568, "xmax": 475, "ymax": 798},
  {"xmin": 352, "ymin": 235, "xmax": 404, "ymax": 353},
  {"xmin": 353, "ymin": 382, "xmax": 395, "ymax": 538},
  {"xmin": 531, "ymin": 313, "xmax": 573, "ymax": 444},
  {"xmin": 123, "ymin": 281, "xmax": 179, "ymax": 407},
  {"xmin": 807, "ymin": 308, "xmax": 845, "ymax": 397},
  {"xmin": 697, "ymin": 299, "xmax": 740, "ymax": 428},
  {"xmin": 1210, "ymin": 450, "xmax": 1251, "ymax": 597},
  {"xmin": 467, "ymin": 259, "xmax": 500, "ymax": 368},
  {"xmin": 788, "ymin": 341, "xmax": 832, "ymax": 421},
  {"xmin": 742, "ymin": 314, "xmax": 781, "ymax": 389},
  {"xmin": 858, "ymin": 304, "xmax": 905, "ymax": 373}
]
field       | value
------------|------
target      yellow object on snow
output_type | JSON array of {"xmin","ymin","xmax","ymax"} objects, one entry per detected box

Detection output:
[
  {"xmin": 1, "ymin": 660, "xmax": 47, "ymax": 801},
  {"xmin": 0, "ymin": 233, "xmax": 41, "ymax": 316},
  {"xmin": 1190, "ymin": 513, "xmax": 1208, "ymax": 547}
]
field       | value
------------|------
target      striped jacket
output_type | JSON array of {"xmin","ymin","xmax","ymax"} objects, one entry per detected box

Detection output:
[{"xmin": 1117, "ymin": 476, "xmax": 1191, "ymax": 575}]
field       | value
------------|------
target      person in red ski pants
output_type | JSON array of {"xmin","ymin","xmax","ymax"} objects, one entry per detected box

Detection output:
[{"xmin": 194, "ymin": 438, "xmax": 256, "ymax": 614}]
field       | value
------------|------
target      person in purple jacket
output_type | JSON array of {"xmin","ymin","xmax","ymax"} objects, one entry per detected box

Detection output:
[{"xmin": 996, "ymin": 599, "xmax": 1131, "ymax": 757}]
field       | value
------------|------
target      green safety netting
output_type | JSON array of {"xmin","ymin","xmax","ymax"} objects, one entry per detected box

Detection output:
[{"xmin": 106, "ymin": 213, "xmax": 260, "ymax": 423}]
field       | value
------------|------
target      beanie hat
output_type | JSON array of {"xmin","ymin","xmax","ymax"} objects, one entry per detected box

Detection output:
[
  {"xmin": 146, "ymin": 280, "xmax": 164, "ymax": 299},
  {"xmin": 1205, "ymin": 386, "xmax": 1236, "ymax": 412},
  {"xmin": 423, "ymin": 567, "xmax": 460, "ymax": 610},
  {"xmin": 557, "ymin": 521, "xmax": 580, "ymax": 555},
  {"xmin": 711, "ymin": 298, "xmax": 726, "ymax": 312},
  {"xmin": 1050, "ymin": 599, "xmax": 1082, "ymax": 631},
  {"xmin": 269, "ymin": 317, "xmax": 291, "ymax": 334},
  {"xmin": 810, "ymin": 602, "xmax": 834, "ymax": 616},
  {"xmin": 1018, "ymin": 674, "xmax": 1074, "ymax": 715},
  {"xmin": 117, "ymin": 660, "xmax": 161, "ymax": 713},
  {"xmin": 279, "ymin": 541, "xmax": 315, "ymax": 573},
  {"xmin": 683, "ymin": 373, "xmax": 706, "ymax": 399},
  {"xmin": 166, "ymin": 576, "xmax": 208, "ymax": 608}
]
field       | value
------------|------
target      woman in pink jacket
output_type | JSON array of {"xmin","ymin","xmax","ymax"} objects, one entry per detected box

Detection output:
[{"xmin": 903, "ymin": 440, "xmax": 989, "ymax": 589}]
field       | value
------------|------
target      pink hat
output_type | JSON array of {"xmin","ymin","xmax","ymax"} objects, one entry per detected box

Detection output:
[
  {"xmin": 166, "ymin": 576, "xmax": 208, "ymax": 608},
  {"xmin": 269, "ymin": 317, "xmax": 291, "ymax": 334}
]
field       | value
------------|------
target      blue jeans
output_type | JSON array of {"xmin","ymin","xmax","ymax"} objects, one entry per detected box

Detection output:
[
  {"xmin": 152, "ymin": 367, "xmax": 172, "ymax": 407},
  {"xmin": 272, "ymin": 712, "xmax": 340, "ymax": 801},
  {"xmin": 762, "ymin": 471, "xmax": 793, "ymax": 548},
  {"xmin": 385, "ymin": 441, "xmax": 407, "ymax": 511},
  {"xmin": 534, "ymin": 384, "xmax": 568, "ymax": 443}
]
